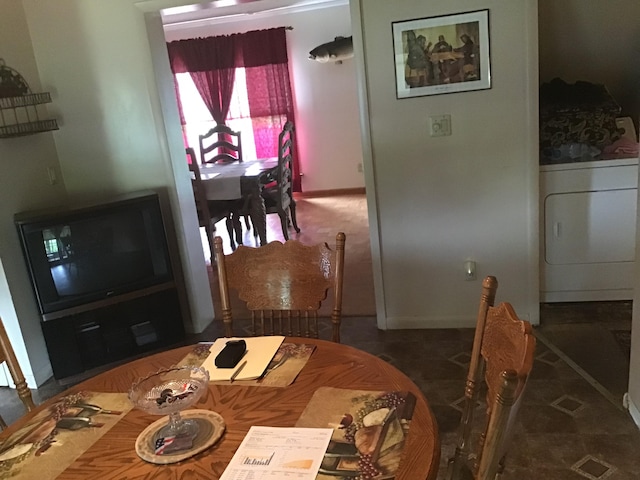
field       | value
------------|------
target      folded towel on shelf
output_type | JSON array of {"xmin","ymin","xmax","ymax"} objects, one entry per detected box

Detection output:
[{"xmin": 602, "ymin": 137, "xmax": 639, "ymax": 156}]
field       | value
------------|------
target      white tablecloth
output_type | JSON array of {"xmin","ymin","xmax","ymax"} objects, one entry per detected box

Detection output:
[{"xmin": 199, "ymin": 158, "xmax": 277, "ymax": 201}]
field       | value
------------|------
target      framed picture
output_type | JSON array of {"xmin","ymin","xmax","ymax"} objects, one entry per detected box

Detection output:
[{"xmin": 392, "ymin": 9, "xmax": 491, "ymax": 98}]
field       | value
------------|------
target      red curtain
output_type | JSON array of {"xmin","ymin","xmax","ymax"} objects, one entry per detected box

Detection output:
[
  {"xmin": 166, "ymin": 28, "xmax": 300, "ymax": 191},
  {"xmin": 238, "ymin": 28, "xmax": 299, "ymax": 191},
  {"xmin": 167, "ymin": 35, "xmax": 237, "ymax": 125}
]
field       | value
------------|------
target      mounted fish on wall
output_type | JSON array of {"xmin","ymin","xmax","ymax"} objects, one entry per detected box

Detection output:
[{"xmin": 308, "ymin": 36, "xmax": 353, "ymax": 64}]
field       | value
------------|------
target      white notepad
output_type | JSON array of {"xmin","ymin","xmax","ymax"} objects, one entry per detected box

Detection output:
[{"xmin": 202, "ymin": 336, "xmax": 285, "ymax": 381}]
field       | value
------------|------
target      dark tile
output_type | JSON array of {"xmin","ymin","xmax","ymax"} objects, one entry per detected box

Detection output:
[
  {"xmin": 572, "ymin": 455, "xmax": 616, "ymax": 479},
  {"xmin": 519, "ymin": 405, "xmax": 579, "ymax": 434},
  {"xmin": 581, "ymin": 434, "xmax": 640, "ymax": 475}
]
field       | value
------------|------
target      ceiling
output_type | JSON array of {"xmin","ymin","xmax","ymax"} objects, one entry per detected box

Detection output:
[{"xmin": 161, "ymin": 0, "xmax": 347, "ymax": 27}]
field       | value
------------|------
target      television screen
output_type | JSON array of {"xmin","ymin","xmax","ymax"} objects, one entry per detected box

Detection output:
[{"xmin": 15, "ymin": 192, "xmax": 173, "ymax": 316}]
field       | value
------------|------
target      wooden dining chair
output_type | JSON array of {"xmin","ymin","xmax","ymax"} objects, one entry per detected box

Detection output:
[
  {"xmin": 186, "ymin": 148, "xmax": 239, "ymax": 256},
  {"xmin": 0, "ymin": 316, "xmax": 36, "ymax": 430},
  {"xmin": 236, "ymin": 121, "xmax": 300, "ymax": 242},
  {"xmin": 446, "ymin": 276, "xmax": 536, "ymax": 480},
  {"xmin": 198, "ymin": 124, "xmax": 243, "ymax": 164},
  {"xmin": 263, "ymin": 120, "xmax": 300, "ymax": 240},
  {"xmin": 213, "ymin": 232, "xmax": 345, "ymax": 342}
]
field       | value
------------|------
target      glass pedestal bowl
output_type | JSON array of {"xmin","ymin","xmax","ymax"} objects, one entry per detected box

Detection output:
[{"xmin": 129, "ymin": 366, "xmax": 209, "ymax": 440}]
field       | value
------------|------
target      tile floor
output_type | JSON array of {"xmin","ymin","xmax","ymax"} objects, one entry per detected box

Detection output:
[{"xmin": 2, "ymin": 193, "xmax": 639, "ymax": 479}]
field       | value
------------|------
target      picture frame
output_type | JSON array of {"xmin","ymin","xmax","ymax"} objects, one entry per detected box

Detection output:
[{"xmin": 392, "ymin": 9, "xmax": 491, "ymax": 99}]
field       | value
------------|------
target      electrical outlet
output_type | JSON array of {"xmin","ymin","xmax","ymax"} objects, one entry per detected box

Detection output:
[
  {"xmin": 429, "ymin": 114, "xmax": 452, "ymax": 137},
  {"xmin": 464, "ymin": 260, "xmax": 476, "ymax": 281},
  {"xmin": 357, "ymin": 163, "xmax": 363, "ymax": 173}
]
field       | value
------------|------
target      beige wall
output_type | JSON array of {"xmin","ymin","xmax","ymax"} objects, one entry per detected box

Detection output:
[
  {"xmin": 0, "ymin": 0, "xmax": 67, "ymax": 386},
  {"xmin": 164, "ymin": 3, "xmax": 365, "ymax": 193},
  {"xmin": 16, "ymin": 0, "xmax": 217, "ymax": 378},
  {"xmin": 6, "ymin": 0, "xmax": 538, "ymax": 385},
  {"xmin": 357, "ymin": 0, "xmax": 539, "ymax": 328}
]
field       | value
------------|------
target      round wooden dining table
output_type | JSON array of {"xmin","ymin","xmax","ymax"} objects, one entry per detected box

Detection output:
[{"xmin": 0, "ymin": 338, "xmax": 440, "ymax": 479}]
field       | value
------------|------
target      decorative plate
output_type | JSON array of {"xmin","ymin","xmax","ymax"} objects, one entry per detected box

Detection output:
[{"xmin": 135, "ymin": 409, "xmax": 225, "ymax": 464}]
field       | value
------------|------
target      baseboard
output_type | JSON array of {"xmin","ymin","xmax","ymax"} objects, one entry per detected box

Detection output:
[
  {"xmin": 385, "ymin": 316, "xmax": 476, "ymax": 329},
  {"xmin": 541, "ymin": 289, "xmax": 633, "ymax": 303},
  {"xmin": 625, "ymin": 393, "xmax": 640, "ymax": 429},
  {"xmin": 0, "ymin": 362, "xmax": 53, "ymax": 389},
  {"xmin": 31, "ymin": 362, "xmax": 54, "ymax": 388},
  {"xmin": 296, "ymin": 187, "xmax": 365, "ymax": 198}
]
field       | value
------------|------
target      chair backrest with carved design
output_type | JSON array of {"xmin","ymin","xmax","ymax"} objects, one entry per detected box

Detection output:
[
  {"xmin": 213, "ymin": 233, "xmax": 345, "ymax": 342},
  {"xmin": 199, "ymin": 124, "xmax": 242, "ymax": 164},
  {"xmin": 447, "ymin": 276, "xmax": 536, "ymax": 480},
  {"xmin": 0, "ymin": 317, "xmax": 36, "ymax": 430}
]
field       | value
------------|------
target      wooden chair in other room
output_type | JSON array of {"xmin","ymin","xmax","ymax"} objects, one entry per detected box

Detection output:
[
  {"xmin": 237, "ymin": 121, "xmax": 300, "ymax": 242},
  {"xmin": 186, "ymin": 148, "xmax": 238, "ymax": 256},
  {"xmin": 199, "ymin": 124, "xmax": 243, "ymax": 164},
  {"xmin": 0, "ymin": 316, "xmax": 36, "ymax": 430},
  {"xmin": 262, "ymin": 121, "xmax": 300, "ymax": 240},
  {"xmin": 213, "ymin": 232, "xmax": 345, "ymax": 342},
  {"xmin": 446, "ymin": 276, "xmax": 536, "ymax": 480}
]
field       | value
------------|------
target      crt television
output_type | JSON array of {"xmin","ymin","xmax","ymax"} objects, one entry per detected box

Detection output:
[{"xmin": 15, "ymin": 191, "xmax": 174, "ymax": 317}]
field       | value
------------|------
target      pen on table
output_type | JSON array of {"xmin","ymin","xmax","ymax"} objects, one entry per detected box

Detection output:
[{"xmin": 230, "ymin": 360, "xmax": 247, "ymax": 383}]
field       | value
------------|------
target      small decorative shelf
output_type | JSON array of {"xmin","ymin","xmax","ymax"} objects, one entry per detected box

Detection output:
[{"xmin": 0, "ymin": 59, "xmax": 58, "ymax": 138}]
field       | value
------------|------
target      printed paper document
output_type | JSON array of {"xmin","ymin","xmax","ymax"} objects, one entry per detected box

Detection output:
[{"xmin": 220, "ymin": 426, "xmax": 333, "ymax": 480}]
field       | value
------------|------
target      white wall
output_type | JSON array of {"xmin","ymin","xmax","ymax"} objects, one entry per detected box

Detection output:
[
  {"xmin": 163, "ymin": 3, "xmax": 365, "ymax": 193},
  {"xmin": 0, "ymin": 0, "xmax": 67, "ymax": 386},
  {"xmin": 357, "ymin": 0, "xmax": 539, "ymax": 328},
  {"xmin": 629, "ymin": 164, "xmax": 640, "ymax": 423}
]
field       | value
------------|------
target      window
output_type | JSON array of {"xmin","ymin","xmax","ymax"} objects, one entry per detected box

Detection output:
[{"xmin": 176, "ymin": 69, "xmax": 258, "ymax": 160}]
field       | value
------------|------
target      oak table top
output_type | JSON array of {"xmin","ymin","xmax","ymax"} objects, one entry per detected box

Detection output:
[{"xmin": 1, "ymin": 338, "xmax": 440, "ymax": 479}]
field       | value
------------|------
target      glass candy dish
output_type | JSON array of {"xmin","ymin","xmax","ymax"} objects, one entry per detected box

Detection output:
[{"xmin": 129, "ymin": 366, "xmax": 209, "ymax": 439}]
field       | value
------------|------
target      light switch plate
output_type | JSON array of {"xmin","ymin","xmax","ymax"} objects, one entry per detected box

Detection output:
[{"xmin": 429, "ymin": 114, "xmax": 452, "ymax": 136}]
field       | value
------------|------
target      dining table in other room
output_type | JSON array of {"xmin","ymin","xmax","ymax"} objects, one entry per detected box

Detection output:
[
  {"xmin": 0, "ymin": 338, "xmax": 440, "ymax": 480},
  {"xmin": 199, "ymin": 157, "xmax": 278, "ymax": 246}
]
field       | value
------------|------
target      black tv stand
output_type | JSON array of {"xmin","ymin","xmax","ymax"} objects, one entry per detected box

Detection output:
[{"xmin": 41, "ymin": 282, "xmax": 185, "ymax": 380}]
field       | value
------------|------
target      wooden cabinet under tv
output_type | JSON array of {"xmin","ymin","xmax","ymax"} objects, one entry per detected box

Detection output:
[{"xmin": 41, "ymin": 282, "xmax": 185, "ymax": 382}]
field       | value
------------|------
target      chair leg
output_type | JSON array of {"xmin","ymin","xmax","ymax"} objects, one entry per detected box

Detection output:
[
  {"xmin": 225, "ymin": 216, "xmax": 237, "ymax": 250},
  {"xmin": 205, "ymin": 224, "xmax": 216, "ymax": 262},
  {"xmin": 278, "ymin": 210, "xmax": 289, "ymax": 241},
  {"xmin": 290, "ymin": 198, "xmax": 301, "ymax": 233},
  {"xmin": 232, "ymin": 213, "xmax": 243, "ymax": 246}
]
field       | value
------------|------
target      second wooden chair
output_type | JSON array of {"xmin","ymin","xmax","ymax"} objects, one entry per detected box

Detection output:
[
  {"xmin": 446, "ymin": 276, "xmax": 536, "ymax": 480},
  {"xmin": 234, "ymin": 121, "xmax": 300, "ymax": 243},
  {"xmin": 187, "ymin": 148, "xmax": 239, "ymax": 256},
  {"xmin": 0, "ymin": 316, "xmax": 36, "ymax": 430},
  {"xmin": 199, "ymin": 124, "xmax": 242, "ymax": 164},
  {"xmin": 213, "ymin": 232, "xmax": 345, "ymax": 342}
]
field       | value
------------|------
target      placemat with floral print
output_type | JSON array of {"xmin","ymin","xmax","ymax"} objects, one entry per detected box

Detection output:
[
  {"xmin": 0, "ymin": 391, "xmax": 132, "ymax": 479},
  {"xmin": 295, "ymin": 387, "xmax": 415, "ymax": 480},
  {"xmin": 176, "ymin": 342, "xmax": 315, "ymax": 387}
]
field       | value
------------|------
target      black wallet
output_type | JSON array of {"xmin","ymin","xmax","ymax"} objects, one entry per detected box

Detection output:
[{"xmin": 215, "ymin": 340, "xmax": 247, "ymax": 368}]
